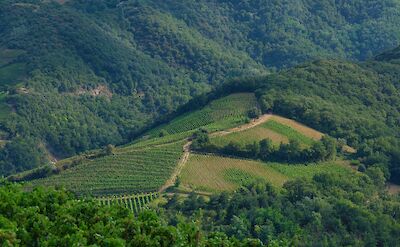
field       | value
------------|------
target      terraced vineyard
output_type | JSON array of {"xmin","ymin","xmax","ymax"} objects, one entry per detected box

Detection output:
[
  {"xmin": 146, "ymin": 93, "xmax": 258, "ymax": 138},
  {"xmin": 98, "ymin": 192, "xmax": 159, "ymax": 214},
  {"xmin": 31, "ymin": 142, "xmax": 184, "ymax": 196}
]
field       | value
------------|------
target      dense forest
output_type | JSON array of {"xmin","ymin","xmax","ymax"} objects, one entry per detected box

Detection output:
[
  {"xmin": 1, "ymin": 170, "xmax": 399, "ymax": 246},
  {"xmin": 1, "ymin": 1, "xmax": 400, "ymax": 245},
  {"xmin": 164, "ymin": 173, "xmax": 400, "ymax": 246},
  {"xmin": 2, "ymin": 0, "xmax": 400, "ymax": 175}
]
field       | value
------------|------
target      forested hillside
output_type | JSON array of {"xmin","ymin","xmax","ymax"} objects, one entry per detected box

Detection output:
[
  {"xmin": 253, "ymin": 52, "xmax": 400, "ymax": 184},
  {"xmin": 1, "ymin": 0, "xmax": 400, "ymax": 175}
]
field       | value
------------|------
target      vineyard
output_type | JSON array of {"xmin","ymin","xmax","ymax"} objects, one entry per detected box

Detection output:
[
  {"xmin": 210, "ymin": 117, "xmax": 315, "ymax": 148},
  {"xmin": 180, "ymin": 153, "xmax": 354, "ymax": 193},
  {"xmin": 31, "ymin": 142, "xmax": 184, "ymax": 196},
  {"xmin": 97, "ymin": 192, "xmax": 159, "ymax": 214},
  {"xmin": 180, "ymin": 153, "xmax": 288, "ymax": 192},
  {"xmin": 24, "ymin": 94, "xmax": 357, "ymax": 198},
  {"xmin": 210, "ymin": 123, "xmax": 288, "ymax": 147},
  {"xmin": 269, "ymin": 161, "xmax": 354, "ymax": 179},
  {"xmin": 146, "ymin": 93, "xmax": 258, "ymax": 138},
  {"xmin": 262, "ymin": 120, "xmax": 315, "ymax": 146},
  {"xmin": 270, "ymin": 115, "xmax": 323, "ymax": 140}
]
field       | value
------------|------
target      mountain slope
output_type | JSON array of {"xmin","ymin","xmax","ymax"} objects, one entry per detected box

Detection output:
[{"xmin": 2, "ymin": 0, "xmax": 400, "ymax": 176}]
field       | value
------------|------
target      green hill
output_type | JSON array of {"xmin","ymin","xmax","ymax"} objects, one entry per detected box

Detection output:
[
  {"xmin": 2, "ymin": 0, "xmax": 400, "ymax": 176},
  {"xmin": 21, "ymin": 92, "xmax": 358, "ymax": 198},
  {"xmin": 22, "ymin": 93, "xmax": 259, "ymax": 196}
]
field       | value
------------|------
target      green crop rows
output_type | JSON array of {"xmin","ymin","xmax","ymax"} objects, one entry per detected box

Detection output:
[
  {"xmin": 146, "ymin": 93, "xmax": 258, "ymax": 138},
  {"xmin": 269, "ymin": 161, "xmax": 353, "ymax": 179},
  {"xmin": 223, "ymin": 168, "xmax": 265, "ymax": 186},
  {"xmin": 98, "ymin": 192, "xmax": 159, "ymax": 215},
  {"xmin": 262, "ymin": 120, "xmax": 315, "ymax": 146},
  {"xmin": 31, "ymin": 142, "xmax": 184, "ymax": 196}
]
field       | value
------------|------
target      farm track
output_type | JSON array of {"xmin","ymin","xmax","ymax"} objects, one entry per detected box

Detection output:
[
  {"xmin": 210, "ymin": 114, "xmax": 272, "ymax": 137},
  {"xmin": 159, "ymin": 141, "xmax": 192, "ymax": 193},
  {"xmin": 159, "ymin": 114, "xmax": 272, "ymax": 192}
]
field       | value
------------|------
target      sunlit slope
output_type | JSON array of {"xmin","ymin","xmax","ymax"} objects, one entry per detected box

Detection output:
[
  {"xmin": 180, "ymin": 154, "xmax": 288, "ymax": 192},
  {"xmin": 30, "ymin": 142, "xmax": 184, "ymax": 196},
  {"xmin": 27, "ymin": 93, "xmax": 259, "ymax": 196},
  {"xmin": 180, "ymin": 154, "xmax": 353, "ymax": 193},
  {"xmin": 143, "ymin": 93, "xmax": 258, "ymax": 139},
  {"xmin": 181, "ymin": 114, "xmax": 355, "ymax": 193}
]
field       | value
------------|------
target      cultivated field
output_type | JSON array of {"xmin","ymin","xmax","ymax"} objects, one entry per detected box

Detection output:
[
  {"xmin": 180, "ymin": 154, "xmax": 288, "ymax": 192},
  {"xmin": 180, "ymin": 154, "xmax": 354, "ymax": 193},
  {"xmin": 210, "ymin": 117, "xmax": 315, "ymax": 148},
  {"xmin": 268, "ymin": 161, "xmax": 353, "ymax": 179},
  {"xmin": 31, "ymin": 142, "xmax": 184, "ymax": 196},
  {"xmin": 270, "ymin": 115, "xmax": 323, "ymax": 140},
  {"xmin": 145, "ymin": 93, "xmax": 258, "ymax": 138},
  {"xmin": 97, "ymin": 192, "xmax": 159, "ymax": 214}
]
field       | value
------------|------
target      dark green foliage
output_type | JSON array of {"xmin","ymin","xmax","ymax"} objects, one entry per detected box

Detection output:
[
  {"xmin": 193, "ymin": 135, "xmax": 337, "ymax": 163},
  {"xmin": 0, "ymin": 184, "xmax": 253, "ymax": 246},
  {"xmin": 253, "ymin": 56, "xmax": 400, "ymax": 183},
  {"xmin": 165, "ymin": 174, "xmax": 400, "ymax": 246},
  {"xmin": 0, "ymin": 137, "xmax": 46, "ymax": 176},
  {"xmin": 191, "ymin": 129, "xmax": 210, "ymax": 150},
  {"xmin": 247, "ymin": 107, "xmax": 261, "ymax": 119}
]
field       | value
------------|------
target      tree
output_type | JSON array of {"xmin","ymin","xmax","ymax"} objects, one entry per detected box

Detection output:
[
  {"xmin": 105, "ymin": 144, "xmax": 115, "ymax": 156},
  {"xmin": 259, "ymin": 138, "xmax": 274, "ymax": 160},
  {"xmin": 248, "ymin": 107, "xmax": 262, "ymax": 119},
  {"xmin": 246, "ymin": 141, "xmax": 260, "ymax": 158},
  {"xmin": 366, "ymin": 167, "xmax": 386, "ymax": 189},
  {"xmin": 321, "ymin": 136, "xmax": 337, "ymax": 160}
]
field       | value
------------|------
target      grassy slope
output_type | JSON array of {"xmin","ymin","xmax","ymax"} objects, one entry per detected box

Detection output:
[
  {"xmin": 210, "ymin": 115, "xmax": 316, "ymax": 148},
  {"xmin": 180, "ymin": 154, "xmax": 288, "ymax": 192},
  {"xmin": 180, "ymin": 154, "xmax": 353, "ymax": 193}
]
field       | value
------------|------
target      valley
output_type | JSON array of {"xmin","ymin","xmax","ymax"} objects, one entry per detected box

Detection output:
[{"xmin": 2, "ymin": 1, "xmax": 400, "ymax": 245}]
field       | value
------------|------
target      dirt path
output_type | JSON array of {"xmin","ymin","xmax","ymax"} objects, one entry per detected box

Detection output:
[
  {"xmin": 210, "ymin": 114, "xmax": 272, "ymax": 137},
  {"xmin": 159, "ymin": 114, "xmax": 273, "ymax": 193},
  {"xmin": 158, "ymin": 141, "xmax": 192, "ymax": 193}
]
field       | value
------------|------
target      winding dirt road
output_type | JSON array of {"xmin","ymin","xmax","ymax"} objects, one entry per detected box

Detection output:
[{"xmin": 158, "ymin": 114, "xmax": 273, "ymax": 192}]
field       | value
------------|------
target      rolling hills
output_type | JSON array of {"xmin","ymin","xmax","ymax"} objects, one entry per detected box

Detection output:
[{"xmin": 2, "ymin": 0, "xmax": 400, "ymax": 176}]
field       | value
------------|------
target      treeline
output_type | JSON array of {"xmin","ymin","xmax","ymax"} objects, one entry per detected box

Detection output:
[
  {"xmin": 191, "ymin": 130, "xmax": 337, "ymax": 164},
  {"xmin": 164, "ymin": 173, "xmax": 400, "ymax": 246},
  {"xmin": 2, "ymin": 168, "xmax": 399, "ymax": 246},
  {"xmin": 0, "ymin": 183, "xmax": 259, "ymax": 246}
]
